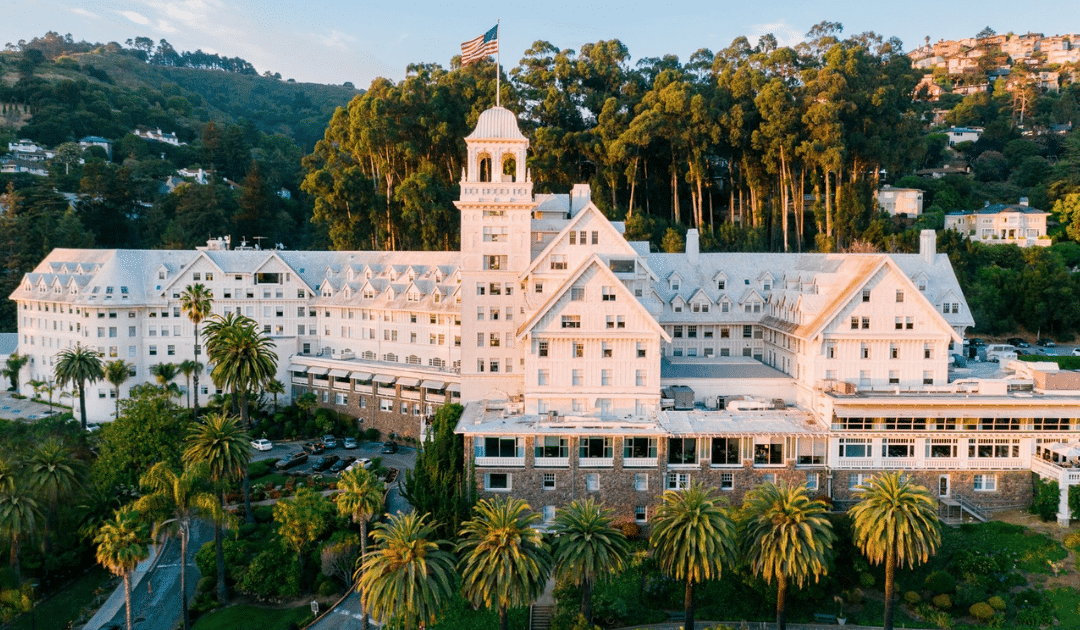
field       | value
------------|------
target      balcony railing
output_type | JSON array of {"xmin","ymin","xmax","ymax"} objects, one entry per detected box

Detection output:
[
  {"xmin": 579, "ymin": 457, "xmax": 614, "ymax": 468},
  {"xmin": 534, "ymin": 457, "xmax": 570, "ymax": 468},
  {"xmin": 623, "ymin": 457, "xmax": 658, "ymax": 468},
  {"xmin": 475, "ymin": 457, "xmax": 525, "ymax": 468}
]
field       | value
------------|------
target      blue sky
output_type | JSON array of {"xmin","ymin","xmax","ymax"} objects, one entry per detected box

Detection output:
[{"xmin": 4, "ymin": 1, "xmax": 1077, "ymax": 87}]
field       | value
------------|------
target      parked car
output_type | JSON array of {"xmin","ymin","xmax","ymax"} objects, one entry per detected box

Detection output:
[
  {"xmin": 1007, "ymin": 337, "xmax": 1030, "ymax": 348},
  {"xmin": 323, "ymin": 435, "xmax": 338, "ymax": 449},
  {"xmin": 968, "ymin": 337, "xmax": 986, "ymax": 347},
  {"xmin": 984, "ymin": 344, "xmax": 1018, "ymax": 363},
  {"xmin": 1072, "ymin": 347, "xmax": 1080, "ymax": 357},
  {"xmin": 343, "ymin": 436, "xmax": 358, "ymax": 449},
  {"xmin": 275, "ymin": 452, "xmax": 308, "ymax": 470},
  {"xmin": 344, "ymin": 458, "xmax": 373, "ymax": 474},
  {"xmin": 251, "ymin": 438, "xmax": 273, "ymax": 452},
  {"xmin": 303, "ymin": 442, "xmax": 325, "ymax": 455},
  {"xmin": 1038, "ymin": 338, "xmax": 1057, "ymax": 347},
  {"xmin": 312, "ymin": 455, "xmax": 340, "ymax": 472},
  {"xmin": 380, "ymin": 441, "xmax": 399, "ymax": 454},
  {"xmin": 330, "ymin": 456, "xmax": 356, "ymax": 474}
]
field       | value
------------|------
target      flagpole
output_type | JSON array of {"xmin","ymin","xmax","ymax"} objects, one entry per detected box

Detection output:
[{"xmin": 496, "ymin": 20, "xmax": 501, "ymax": 107}]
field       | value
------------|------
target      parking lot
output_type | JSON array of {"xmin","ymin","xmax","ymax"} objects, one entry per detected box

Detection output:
[{"xmin": 251, "ymin": 438, "xmax": 417, "ymax": 481}]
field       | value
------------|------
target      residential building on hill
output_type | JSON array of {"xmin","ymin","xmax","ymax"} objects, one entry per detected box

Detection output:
[
  {"xmin": 944, "ymin": 199, "xmax": 1051, "ymax": 247},
  {"xmin": 12, "ymin": 106, "xmax": 1080, "ymax": 525},
  {"xmin": 876, "ymin": 186, "xmax": 924, "ymax": 216}
]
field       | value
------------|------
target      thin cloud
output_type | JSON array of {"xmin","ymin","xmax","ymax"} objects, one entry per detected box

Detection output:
[
  {"xmin": 748, "ymin": 21, "xmax": 805, "ymax": 48},
  {"xmin": 121, "ymin": 11, "xmax": 151, "ymax": 25},
  {"xmin": 71, "ymin": 8, "xmax": 100, "ymax": 19},
  {"xmin": 156, "ymin": 19, "xmax": 177, "ymax": 34},
  {"xmin": 316, "ymin": 29, "xmax": 358, "ymax": 50}
]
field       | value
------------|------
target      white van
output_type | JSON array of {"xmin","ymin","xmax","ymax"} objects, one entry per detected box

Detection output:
[{"xmin": 984, "ymin": 344, "xmax": 1018, "ymax": 363}]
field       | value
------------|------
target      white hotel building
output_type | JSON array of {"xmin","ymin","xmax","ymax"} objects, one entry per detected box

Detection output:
[{"xmin": 13, "ymin": 107, "xmax": 1080, "ymax": 524}]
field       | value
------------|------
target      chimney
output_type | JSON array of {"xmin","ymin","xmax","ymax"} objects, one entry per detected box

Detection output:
[
  {"xmin": 1019, "ymin": 197, "xmax": 1029, "ymax": 206},
  {"xmin": 920, "ymin": 229, "xmax": 936, "ymax": 265},
  {"xmin": 686, "ymin": 229, "xmax": 699, "ymax": 265},
  {"xmin": 569, "ymin": 184, "xmax": 591, "ymax": 217}
]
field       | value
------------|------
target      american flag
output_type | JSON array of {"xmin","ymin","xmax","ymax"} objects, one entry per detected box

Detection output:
[{"xmin": 461, "ymin": 25, "xmax": 498, "ymax": 65}]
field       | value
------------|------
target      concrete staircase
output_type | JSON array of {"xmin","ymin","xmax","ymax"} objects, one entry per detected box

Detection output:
[{"xmin": 529, "ymin": 604, "xmax": 554, "ymax": 630}]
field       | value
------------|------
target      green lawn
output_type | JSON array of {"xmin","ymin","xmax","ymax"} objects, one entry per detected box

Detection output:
[
  {"xmin": 191, "ymin": 603, "xmax": 312, "ymax": 630},
  {"xmin": 6, "ymin": 567, "xmax": 114, "ymax": 630},
  {"xmin": 947, "ymin": 521, "xmax": 1067, "ymax": 574},
  {"xmin": 1048, "ymin": 587, "xmax": 1080, "ymax": 628}
]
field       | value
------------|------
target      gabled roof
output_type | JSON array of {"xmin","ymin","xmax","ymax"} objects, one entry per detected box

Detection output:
[
  {"xmin": 516, "ymin": 254, "xmax": 670, "ymax": 341},
  {"xmin": 519, "ymin": 202, "xmax": 642, "ymax": 279}
]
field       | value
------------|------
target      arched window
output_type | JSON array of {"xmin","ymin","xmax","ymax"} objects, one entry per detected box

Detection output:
[
  {"xmin": 478, "ymin": 153, "xmax": 492, "ymax": 182},
  {"xmin": 502, "ymin": 155, "xmax": 517, "ymax": 182}
]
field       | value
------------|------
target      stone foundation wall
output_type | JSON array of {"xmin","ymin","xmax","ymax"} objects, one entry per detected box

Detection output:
[{"xmin": 831, "ymin": 469, "xmax": 1032, "ymax": 508}]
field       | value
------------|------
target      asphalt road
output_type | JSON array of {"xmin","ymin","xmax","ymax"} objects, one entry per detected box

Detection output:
[
  {"xmin": 251, "ymin": 439, "xmax": 416, "ymax": 486},
  {"xmin": 85, "ymin": 521, "xmax": 212, "ymax": 630}
]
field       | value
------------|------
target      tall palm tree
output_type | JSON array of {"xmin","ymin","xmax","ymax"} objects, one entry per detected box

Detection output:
[
  {"xmin": 178, "ymin": 360, "xmax": 201, "ymax": 410},
  {"xmin": 104, "ymin": 360, "xmax": 131, "ymax": 418},
  {"xmin": 740, "ymin": 481, "xmax": 835, "ymax": 630},
  {"xmin": 134, "ymin": 461, "xmax": 224, "ymax": 630},
  {"xmin": 337, "ymin": 468, "xmax": 385, "ymax": 630},
  {"xmin": 850, "ymin": 472, "xmax": 941, "ymax": 630},
  {"xmin": 458, "ymin": 497, "xmax": 553, "ymax": 630},
  {"xmin": 650, "ymin": 481, "xmax": 737, "ymax": 630},
  {"xmin": 551, "ymin": 498, "xmax": 629, "ymax": 624},
  {"xmin": 54, "ymin": 343, "xmax": 105, "ymax": 430},
  {"xmin": 182, "ymin": 411, "xmax": 250, "ymax": 605},
  {"xmin": 0, "ymin": 482, "xmax": 42, "ymax": 585},
  {"xmin": 265, "ymin": 378, "xmax": 285, "ymax": 415},
  {"xmin": 203, "ymin": 313, "xmax": 277, "ymax": 523},
  {"xmin": 27, "ymin": 437, "xmax": 82, "ymax": 555},
  {"xmin": 2, "ymin": 353, "xmax": 29, "ymax": 394},
  {"xmin": 180, "ymin": 283, "xmax": 213, "ymax": 420},
  {"xmin": 357, "ymin": 512, "xmax": 457, "ymax": 630},
  {"xmin": 95, "ymin": 506, "xmax": 151, "ymax": 630}
]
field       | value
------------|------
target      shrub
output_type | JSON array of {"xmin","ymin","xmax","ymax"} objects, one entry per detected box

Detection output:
[
  {"xmin": 1030, "ymin": 478, "xmax": 1060, "ymax": 522},
  {"xmin": 1064, "ymin": 532, "xmax": 1080, "ymax": 551},
  {"xmin": 190, "ymin": 591, "xmax": 218, "ymax": 614},
  {"xmin": 249, "ymin": 459, "xmax": 276, "ymax": 478},
  {"xmin": 618, "ymin": 521, "xmax": 642, "ymax": 540},
  {"xmin": 917, "ymin": 604, "xmax": 953, "ymax": 630},
  {"xmin": 254, "ymin": 506, "xmax": 274, "ymax": 523},
  {"xmin": 904, "ymin": 591, "xmax": 922, "ymax": 605},
  {"xmin": 925, "ymin": 570, "xmax": 957, "ymax": 594},
  {"xmin": 986, "ymin": 595, "xmax": 1006, "ymax": 611},
  {"xmin": 197, "ymin": 576, "xmax": 215, "ymax": 593},
  {"xmin": 969, "ymin": 601, "xmax": 995, "ymax": 621},
  {"xmin": 317, "ymin": 580, "xmax": 338, "ymax": 598},
  {"xmin": 238, "ymin": 523, "xmax": 258, "ymax": 539},
  {"xmin": 859, "ymin": 572, "xmax": 876, "ymax": 588},
  {"xmin": 932, "ymin": 594, "xmax": 953, "ymax": 609},
  {"xmin": 364, "ymin": 427, "xmax": 380, "ymax": 442},
  {"xmin": 237, "ymin": 543, "xmax": 301, "ymax": 599}
]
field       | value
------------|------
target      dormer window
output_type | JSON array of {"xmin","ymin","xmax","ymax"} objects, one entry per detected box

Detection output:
[
  {"xmin": 717, "ymin": 280, "xmax": 725, "ymax": 290},
  {"xmin": 671, "ymin": 281, "xmax": 680, "ymax": 290},
  {"xmin": 158, "ymin": 270, "xmax": 166, "ymax": 280},
  {"xmin": 763, "ymin": 283, "xmax": 771, "ymax": 291}
]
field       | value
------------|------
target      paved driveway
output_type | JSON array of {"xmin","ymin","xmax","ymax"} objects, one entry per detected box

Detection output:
[
  {"xmin": 251, "ymin": 440, "xmax": 416, "ymax": 484},
  {"xmin": 0, "ymin": 390, "xmax": 65, "ymax": 421}
]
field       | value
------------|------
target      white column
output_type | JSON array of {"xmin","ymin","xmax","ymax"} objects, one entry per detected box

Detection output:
[{"xmin": 1058, "ymin": 482, "xmax": 1071, "ymax": 528}]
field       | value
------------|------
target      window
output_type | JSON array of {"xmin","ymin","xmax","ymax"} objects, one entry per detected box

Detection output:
[
  {"xmin": 149, "ymin": 345, "xmax": 158, "ymax": 356},
  {"xmin": 666, "ymin": 472, "xmax": 690, "ymax": 490},
  {"xmin": 895, "ymin": 317, "xmax": 903, "ymax": 330},
  {"xmin": 896, "ymin": 290, "xmax": 904, "ymax": 302},
  {"xmin": 720, "ymin": 472, "xmax": 733, "ymax": 489},
  {"xmin": 538, "ymin": 370, "xmax": 549, "ymax": 386},
  {"xmin": 968, "ymin": 439, "xmax": 1019, "ymax": 458},
  {"xmin": 797, "ymin": 438, "xmax": 826, "ymax": 465},
  {"xmin": 743, "ymin": 325, "xmax": 753, "ymax": 339},
  {"xmin": 573, "ymin": 343, "xmax": 585, "ymax": 358},
  {"xmin": 849, "ymin": 473, "xmax": 871, "ymax": 491},
  {"xmin": 635, "ymin": 370, "xmax": 645, "ymax": 387},
  {"xmin": 602, "ymin": 286, "xmax": 616, "ymax": 301},
  {"xmin": 927, "ymin": 440, "xmax": 957, "ymax": 458},
  {"xmin": 754, "ymin": 438, "xmax": 783, "ymax": 465},
  {"xmin": 861, "ymin": 344, "xmax": 870, "ymax": 359},
  {"xmin": 602, "ymin": 343, "xmax": 612, "ymax": 358},
  {"xmin": 973, "ymin": 474, "xmax": 997, "ymax": 492},
  {"xmin": 861, "ymin": 317, "xmax": 870, "ymax": 329},
  {"xmin": 637, "ymin": 343, "xmax": 646, "ymax": 358},
  {"xmin": 484, "ymin": 473, "xmax": 510, "ymax": 491},
  {"xmin": 839, "ymin": 438, "xmax": 869, "ymax": 458},
  {"xmin": 579, "ymin": 436, "xmax": 613, "ymax": 459},
  {"xmin": 889, "ymin": 371, "xmax": 899, "ymax": 384},
  {"xmin": 634, "ymin": 473, "xmax": 648, "ymax": 491},
  {"xmin": 687, "ymin": 325, "xmax": 697, "ymax": 338},
  {"xmin": 489, "ymin": 333, "xmax": 500, "ymax": 347},
  {"xmin": 535, "ymin": 436, "xmax": 568, "ymax": 458},
  {"xmin": 623, "ymin": 437, "xmax": 657, "ymax": 459},
  {"xmin": 862, "ymin": 289, "xmax": 871, "ymax": 302},
  {"xmin": 890, "ymin": 344, "xmax": 898, "ymax": 359},
  {"xmin": 711, "ymin": 437, "xmax": 740, "ymax": 465},
  {"xmin": 484, "ymin": 255, "xmax": 507, "ymax": 270},
  {"xmin": 550, "ymin": 255, "xmax": 568, "ymax": 270},
  {"xmin": 561, "ymin": 315, "xmax": 580, "ymax": 329},
  {"xmin": 672, "ymin": 326, "xmax": 683, "ymax": 338},
  {"xmin": 543, "ymin": 473, "xmax": 556, "ymax": 489},
  {"xmin": 851, "ymin": 317, "xmax": 859, "ymax": 330},
  {"xmin": 538, "ymin": 341, "xmax": 549, "ymax": 357},
  {"xmin": 634, "ymin": 505, "xmax": 647, "ymax": 522},
  {"xmin": 601, "ymin": 369, "xmax": 612, "ymax": 386},
  {"xmin": 571, "ymin": 287, "xmax": 585, "ymax": 301},
  {"xmin": 882, "ymin": 438, "xmax": 914, "ymax": 458},
  {"xmin": 586, "ymin": 474, "xmax": 600, "ymax": 492},
  {"xmin": 667, "ymin": 438, "xmax": 697, "ymax": 464},
  {"xmin": 480, "ymin": 437, "xmax": 521, "ymax": 458}
]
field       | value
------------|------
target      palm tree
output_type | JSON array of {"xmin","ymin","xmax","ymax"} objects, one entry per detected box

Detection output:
[
  {"xmin": 27, "ymin": 437, "xmax": 82, "ymax": 556},
  {"xmin": 0, "ymin": 482, "xmax": 42, "ymax": 585},
  {"xmin": 54, "ymin": 343, "xmax": 105, "ymax": 430},
  {"xmin": 850, "ymin": 472, "xmax": 941, "ymax": 630},
  {"xmin": 180, "ymin": 284, "xmax": 213, "ymax": 420},
  {"xmin": 95, "ymin": 506, "xmax": 151, "ymax": 630},
  {"xmin": 357, "ymin": 512, "xmax": 457, "ymax": 630},
  {"xmin": 265, "ymin": 378, "xmax": 285, "ymax": 415},
  {"xmin": 134, "ymin": 461, "xmax": 223, "ymax": 630},
  {"xmin": 740, "ymin": 481, "xmax": 835, "ymax": 630},
  {"xmin": 458, "ymin": 497, "xmax": 553, "ymax": 630},
  {"xmin": 104, "ymin": 360, "xmax": 131, "ymax": 418},
  {"xmin": 2, "ymin": 353, "xmax": 29, "ymax": 393},
  {"xmin": 151, "ymin": 362, "xmax": 182, "ymax": 406},
  {"xmin": 182, "ymin": 411, "xmax": 250, "ymax": 605},
  {"xmin": 203, "ymin": 313, "xmax": 277, "ymax": 523},
  {"xmin": 337, "ymin": 468, "xmax": 385, "ymax": 630},
  {"xmin": 178, "ymin": 360, "xmax": 201, "ymax": 410},
  {"xmin": 550, "ymin": 498, "xmax": 629, "ymax": 624},
  {"xmin": 650, "ymin": 481, "xmax": 737, "ymax": 630}
]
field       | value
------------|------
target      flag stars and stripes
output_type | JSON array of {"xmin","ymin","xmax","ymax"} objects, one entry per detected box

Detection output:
[{"xmin": 461, "ymin": 25, "xmax": 498, "ymax": 65}]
